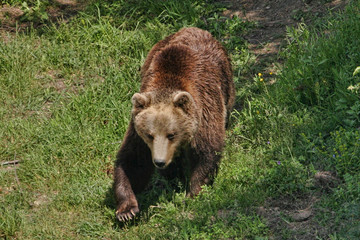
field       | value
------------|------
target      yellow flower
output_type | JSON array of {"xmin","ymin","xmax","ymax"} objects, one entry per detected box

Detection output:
[
  {"xmin": 260, "ymin": 78, "xmax": 264, "ymax": 82},
  {"xmin": 258, "ymin": 73, "xmax": 262, "ymax": 77},
  {"xmin": 270, "ymin": 72, "xmax": 273, "ymax": 75}
]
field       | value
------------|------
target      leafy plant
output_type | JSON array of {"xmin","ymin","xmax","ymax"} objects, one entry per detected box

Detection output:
[
  {"xmin": 274, "ymin": 2, "xmax": 360, "ymax": 111},
  {"xmin": 261, "ymin": 157, "xmax": 312, "ymax": 197},
  {"xmin": 354, "ymin": 66, "xmax": 360, "ymax": 76},
  {"xmin": 20, "ymin": 0, "xmax": 49, "ymax": 23},
  {"xmin": 334, "ymin": 97, "xmax": 360, "ymax": 127}
]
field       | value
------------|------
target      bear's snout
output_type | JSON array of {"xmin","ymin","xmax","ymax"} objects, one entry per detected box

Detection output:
[
  {"xmin": 150, "ymin": 135, "xmax": 175, "ymax": 169},
  {"xmin": 153, "ymin": 159, "xmax": 166, "ymax": 169}
]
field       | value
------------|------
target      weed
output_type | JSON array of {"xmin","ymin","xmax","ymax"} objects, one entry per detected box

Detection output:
[
  {"xmin": 20, "ymin": 0, "xmax": 48, "ymax": 23},
  {"xmin": 262, "ymin": 157, "xmax": 313, "ymax": 197}
]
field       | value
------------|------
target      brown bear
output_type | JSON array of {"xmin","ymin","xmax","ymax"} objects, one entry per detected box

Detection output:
[{"xmin": 113, "ymin": 27, "xmax": 235, "ymax": 222}]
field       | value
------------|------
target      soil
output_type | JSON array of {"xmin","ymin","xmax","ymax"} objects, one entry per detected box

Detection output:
[
  {"xmin": 221, "ymin": 0, "xmax": 347, "ymax": 74},
  {"xmin": 0, "ymin": 0, "xmax": 347, "ymax": 238},
  {"xmin": 0, "ymin": 0, "xmax": 84, "ymax": 38},
  {"xmin": 262, "ymin": 171, "xmax": 339, "ymax": 239}
]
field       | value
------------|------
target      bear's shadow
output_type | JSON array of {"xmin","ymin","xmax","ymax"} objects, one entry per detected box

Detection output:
[{"xmin": 103, "ymin": 171, "xmax": 187, "ymax": 228}]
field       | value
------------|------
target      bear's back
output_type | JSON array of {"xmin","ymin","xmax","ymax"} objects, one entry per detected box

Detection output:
[{"xmin": 139, "ymin": 27, "xmax": 234, "ymax": 118}]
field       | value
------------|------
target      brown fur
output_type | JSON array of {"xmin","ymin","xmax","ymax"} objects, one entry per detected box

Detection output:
[{"xmin": 113, "ymin": 27, "xmax": 235, "ymax": 222}]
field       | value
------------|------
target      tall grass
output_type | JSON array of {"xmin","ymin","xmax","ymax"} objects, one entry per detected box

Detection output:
[
  {"xmin": 266, "ymin": 1, "xmax": 360, "ymax": 237},
  {"xmin": 273, "ymin": 1, "xmax": 360, "ymax": 174}
]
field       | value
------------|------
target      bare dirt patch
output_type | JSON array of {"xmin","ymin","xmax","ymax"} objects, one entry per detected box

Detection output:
[
  {"xmin": 256, "ymin": 194, "xmax": 325, "ymax": 239},
  {"xmin": 256, "ymin": 172, "xmax": 340, "ymax": 239},
  {"xmin": 0, "ymin": 0, "xmax": 85, "ymax": 34},
  {"xmin": 255, "ymin": 173, "xmax": 340, "ymax": 239},
  {"xmin": 222, "ymin": 0, "xmax": 347, "ymax": 72}
]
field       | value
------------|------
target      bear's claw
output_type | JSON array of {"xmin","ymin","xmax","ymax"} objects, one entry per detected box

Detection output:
[{"xmin": 116, "ymin": 207, "xmax": 139, "ymax": 222}]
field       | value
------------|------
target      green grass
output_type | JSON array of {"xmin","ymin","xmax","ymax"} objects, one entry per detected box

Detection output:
[{"xmin": 1, "ymin": 0, "xmax": 360, "ymax": 239}]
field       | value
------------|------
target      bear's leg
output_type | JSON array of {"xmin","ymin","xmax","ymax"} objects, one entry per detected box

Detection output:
[
  {"xmin": 114, "ymin": 167, "xmax": 140, "ymax": 221},
  {"xmin": 187, "ymin": 151, "xmax": 220, "ymax": 197},
  {"xmin": 114, "ymin": 125, "xmax": 154, "ymax": 221}
]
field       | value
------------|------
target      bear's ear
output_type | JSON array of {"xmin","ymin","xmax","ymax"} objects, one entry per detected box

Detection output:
[
  {"xmin": 131, "ymin": 93, "xmax": 149, "ymax": 109},
  {"xmin": 173, "ymin": 91, "xmax": 195, "ymax": 113}
]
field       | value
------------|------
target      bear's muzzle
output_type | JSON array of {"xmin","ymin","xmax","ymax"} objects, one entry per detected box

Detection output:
[{"xmin": 153, "ymin": 159, "xmax": 166, "ymax": 169}]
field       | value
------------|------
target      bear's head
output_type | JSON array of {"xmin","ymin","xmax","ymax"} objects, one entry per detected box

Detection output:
[{"xmin": 131, "ymin": 91, "xmax": 199, "ymax": 169}]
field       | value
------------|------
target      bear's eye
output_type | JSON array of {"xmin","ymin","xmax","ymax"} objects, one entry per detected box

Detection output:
[
  {"xmin": 167, "ymin": 133, "xmax": 175, "ymax": 140},
  {"xmin": 147, "ymin": 134, "xmax": 154, "ymax": 140}
]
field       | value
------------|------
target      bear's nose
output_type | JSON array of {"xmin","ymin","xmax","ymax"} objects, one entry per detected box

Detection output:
[{"xmin": 154, "ymin": 159, "xmax": 166, "ymax": 169}]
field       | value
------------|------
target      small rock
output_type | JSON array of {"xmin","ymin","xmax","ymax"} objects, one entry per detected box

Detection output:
[
  {"xmin": 290, "ymin": 208, "xmax": 312, "ymax": 222},
  {"xmin": 0, "ymin": 7, "xmax": 24, "ymax": 18},
  {"xmin": 256, "ymin": 206, "xmax": 266, "ymax": 216},
  {"xmin": 32, "ymin": 194, "xmax": 50, "ymax": 207},
  {"xmin": 314, "ymin": 171, "xmax": 339, "ymax": 189}
]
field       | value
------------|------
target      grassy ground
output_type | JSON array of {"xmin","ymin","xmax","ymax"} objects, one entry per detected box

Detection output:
[{"xmin": 1, "ymin": 0, "xmax": 360, "ymax": 239}]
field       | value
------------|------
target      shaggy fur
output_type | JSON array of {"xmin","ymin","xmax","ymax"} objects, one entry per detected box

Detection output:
[{"xmin": 113, "ymin": 27, "xmax": 235, "ymax": 222}]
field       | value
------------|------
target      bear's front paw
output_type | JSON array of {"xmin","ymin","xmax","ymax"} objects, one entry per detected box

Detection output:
[{"xmin": 115, "ymin": 201, "xmax": 140, "ymax": 222}]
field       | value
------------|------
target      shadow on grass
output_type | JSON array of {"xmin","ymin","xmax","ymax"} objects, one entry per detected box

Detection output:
[{"xmin": 103, "ymin": 172, "xmax": 186, "ymax": 228}]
